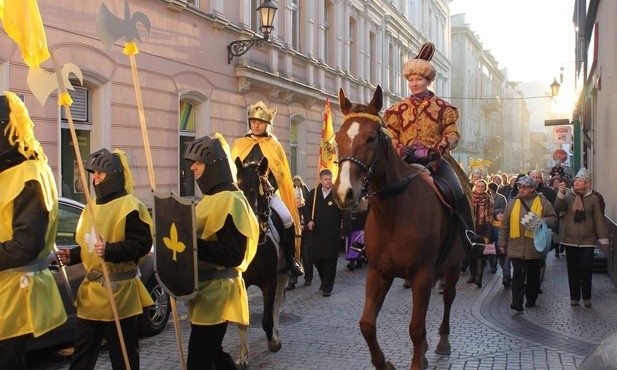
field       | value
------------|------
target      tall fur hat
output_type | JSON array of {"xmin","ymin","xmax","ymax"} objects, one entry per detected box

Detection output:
[
  {"xmin": 248, "ymin": 101, "xmax": 276, "ymax": 125},
  {"xmin": 403, "ymin": 42, "xmax": 436, "ymax": 81}
]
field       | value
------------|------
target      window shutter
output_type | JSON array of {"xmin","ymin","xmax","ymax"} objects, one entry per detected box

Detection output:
[{"xmin": 61, "ymin": 86, "xmax": 88, "ymax": 122}]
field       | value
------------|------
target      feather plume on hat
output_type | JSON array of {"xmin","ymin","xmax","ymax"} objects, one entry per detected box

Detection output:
[{"xmin": 403, "ymin": 42, "xmax": 436, "ymax": 81}]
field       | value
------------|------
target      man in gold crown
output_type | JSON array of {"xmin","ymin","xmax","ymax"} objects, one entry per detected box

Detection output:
[
  {"xmin": 383, "ymin": 42, "xmax": 474, "ymax": 245},
  {"xmin": 56, "ymin": 148, "xmax": 153, "ymax": 369},
  {"xmin": 231, "ymin": 101, "xmax": 304, "ymax": 277},
  {"xmin": 0, "ymin": 92, "xmax": 67, "ymax": 369}
]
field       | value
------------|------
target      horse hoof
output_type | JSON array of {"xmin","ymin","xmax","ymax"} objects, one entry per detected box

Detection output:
[
  {"xmin": 235, "ymin": 362, "xmax": 248, "ymax": 370},
  {"xmin": 268, "ymin": 339, "xmax": 282, "ymax": 352},
  {"xmin": 421, "ymin": 356, "xmax": 429, "ymax": 369},
  {"xmin": 435, "ymin": 343, "xmax": 451, "ymax": 355},
  {"xmin": 383, "ymin": 360, "xmax": 396, "ymax": 370}
]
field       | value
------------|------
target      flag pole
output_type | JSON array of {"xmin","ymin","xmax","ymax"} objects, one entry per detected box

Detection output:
[
  {"xmin": 123, "ymin": 43, "xmax": 187, "ymax": 370},
  {"xmin": 52, "ymin": 51, "xmax": 131, "ymax": 369}
]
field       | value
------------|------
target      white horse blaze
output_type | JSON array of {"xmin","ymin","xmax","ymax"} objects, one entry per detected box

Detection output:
[{"xmin": 336, "ymin": 121, "xmax": 360, "ymax": 204}]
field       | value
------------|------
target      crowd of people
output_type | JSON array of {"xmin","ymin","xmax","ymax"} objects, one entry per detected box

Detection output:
[{"xmin": 465, "ymin": 167, "xmax": 608, "ymax": 312}]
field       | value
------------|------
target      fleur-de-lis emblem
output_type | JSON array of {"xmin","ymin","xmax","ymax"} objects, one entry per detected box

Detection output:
[
  {"xmin": 163, "ymin": 223, "xmax": 186, "ymax": 261},
  {"xmin": 85, "ymin": 226, "xmax": 96, "ymax": 252}
]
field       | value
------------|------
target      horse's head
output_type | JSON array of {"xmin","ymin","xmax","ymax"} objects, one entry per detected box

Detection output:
[
  {"xmin": 334, "ymin": 85, "xmax": 385, "ymax": 210},
  {"xmin": 235, "ymin": 157, "xmax": 274, "ymax": 232}
]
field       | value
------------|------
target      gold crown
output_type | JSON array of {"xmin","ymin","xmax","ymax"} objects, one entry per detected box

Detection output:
[{"xmin": 248, "ymin": 101, "xmax": 276, "ymax": 124}]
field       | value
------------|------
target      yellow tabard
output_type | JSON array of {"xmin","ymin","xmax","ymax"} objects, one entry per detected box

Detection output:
[
  {"xmin": 231, "ymin": 136, "xmax": 301, "ymax": 252},
  {"xmin": 75, "ymin": 194, "xmax": 154, "ymax": 321},
  {"xmin": 188, "ymin": 191, "xmax": 258, "ymax": 326},
  {"xmin": 0, "ymin": 161, "xmax": 67, "ymax": 340}
]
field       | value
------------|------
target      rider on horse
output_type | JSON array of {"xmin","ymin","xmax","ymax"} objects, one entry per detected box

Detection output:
[
  {"xmin": 383, "ymin": 42, "xmax": 474, "ymax": 244},
  {"xmin": 231, "ymin": 101, "xmax": 304, "ymax": 277}
]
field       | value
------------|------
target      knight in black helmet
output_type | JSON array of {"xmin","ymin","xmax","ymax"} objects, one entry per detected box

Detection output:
[
  {"xmin": 56, "ymin": 148, "xmax": 154, "ymax": 370},
  {"xmin": 183, "ymin": 133, "xmax": 258, "ymax": 369}
]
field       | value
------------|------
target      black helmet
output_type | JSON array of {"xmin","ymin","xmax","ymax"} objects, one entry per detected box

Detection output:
[
  {"xmin": 183, "ymin": 136, "xmax": 234, "ymax": 194},
  {"xmin": 85, "ymin": 148, "xmax": 126, "ymax": 199}
]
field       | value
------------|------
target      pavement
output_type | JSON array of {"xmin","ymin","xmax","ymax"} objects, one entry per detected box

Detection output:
[{"xmin": 26, "ymin": 251, "xmax": 617, "ymax": 369}]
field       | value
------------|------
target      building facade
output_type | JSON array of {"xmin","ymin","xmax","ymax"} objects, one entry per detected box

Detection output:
[
  {"xmin": 0, "ymin": 0, "xmax": 453, "ymax": 206},
  {"xmin": 450, "ymin": 13, "xmax": 530, "ymax": 174}
]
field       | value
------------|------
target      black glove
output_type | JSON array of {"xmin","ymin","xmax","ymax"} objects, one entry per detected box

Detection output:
[
  {"xmin": 427, "ymin": 148, "xmax": 441, "ymax": 163},
  {"xmin": 402, "ymin": 145, "xmax": 416, "ymax": 158},
  {"xmin": 415, "ymin": 148, "xmax": 441, "ymax": 169}
]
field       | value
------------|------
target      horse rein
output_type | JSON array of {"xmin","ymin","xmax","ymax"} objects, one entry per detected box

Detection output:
[{"xmin": 338, "ymin": 112, "xmax": 420, "ymax": 199}]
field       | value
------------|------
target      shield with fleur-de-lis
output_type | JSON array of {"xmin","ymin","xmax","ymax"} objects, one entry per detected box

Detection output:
[{"xmin": 152, "ymin": 190, "xmax": 198, "ymax": 300}]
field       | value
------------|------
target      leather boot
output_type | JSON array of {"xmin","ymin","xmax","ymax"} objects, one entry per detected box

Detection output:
[{"xmin": 283, "ymin": 226, "xmax": 304, "ymax": 277}]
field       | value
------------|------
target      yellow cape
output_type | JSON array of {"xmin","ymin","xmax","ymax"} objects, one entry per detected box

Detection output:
[{"xmin": 231, "ymin": 136, "xmax": 301, "ymax": 252}]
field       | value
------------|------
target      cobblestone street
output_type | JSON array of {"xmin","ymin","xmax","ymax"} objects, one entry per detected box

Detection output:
[{"xmin": 26, "ymin": 253, "xmax": 617, "ymax": 369}]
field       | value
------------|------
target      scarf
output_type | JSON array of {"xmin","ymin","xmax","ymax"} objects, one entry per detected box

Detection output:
[
  {"xmin": 472, "ymin": 191, "xmax": 493, "ymax": 228},
  {"xmin": 510, "ymin": 196, "xmax": 542, "ymax": 238},
  {"xmin": 572, "ymin": 189, "xmax": 587, "ymax": 223}
]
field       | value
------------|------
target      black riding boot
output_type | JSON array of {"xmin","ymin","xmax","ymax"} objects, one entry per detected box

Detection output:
[
  {"xmin": 432, "ymin": 161, "xmax": 475, "ymax": 247},
  {"xmin": 283, "ymin": 226, "xmax": 304, "ymax": 277}
]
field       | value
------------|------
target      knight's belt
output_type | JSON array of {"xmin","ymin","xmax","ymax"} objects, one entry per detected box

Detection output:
[
  {"xmin": 4, "ymin": 258, "xmax": 47, "ymax": 273},
  {"xmin": 198, "ymin": 267, "xmax": 239, "ymax": 281},
  {"xmin": 86, "ymin": 269, "xmax": 137, "ymax": 283}
]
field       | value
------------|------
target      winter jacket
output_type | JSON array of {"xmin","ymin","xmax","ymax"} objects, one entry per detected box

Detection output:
[
  {"xmin": 498, "ymin": 192, "xmax": 557, "ymax": 260},
  {"xmin": 553, "ymin": 188, "xmax": 608, "ymax": 247}
]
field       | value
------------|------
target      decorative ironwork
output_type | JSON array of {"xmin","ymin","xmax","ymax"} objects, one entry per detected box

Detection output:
[{"xmin": 227, "ymin": 36, "xmax": 268, "ymax": 64}]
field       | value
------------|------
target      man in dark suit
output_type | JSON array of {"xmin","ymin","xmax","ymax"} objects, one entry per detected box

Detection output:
[{"xmin": 304, "ymin": 169, "xmax": 343, "ymax": 297}]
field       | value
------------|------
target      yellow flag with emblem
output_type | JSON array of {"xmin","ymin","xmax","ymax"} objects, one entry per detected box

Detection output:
[
  {"xmin": 0, "ymin": 0, "xmax": 50, "ymax": 68},
  {"xmin": 319, "ymin": 97, "xmax": 338, "ymax": 182}
]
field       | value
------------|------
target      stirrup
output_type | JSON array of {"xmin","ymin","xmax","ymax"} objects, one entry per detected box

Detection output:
[{"xmin": 464, "ymin": 230, "xmax": 481, "ymax": 246}]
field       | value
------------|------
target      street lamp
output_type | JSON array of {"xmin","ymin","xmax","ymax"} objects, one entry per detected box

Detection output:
[
  {"xmin": 550, "ymin": 78, "xmax": 561, "ymax": 98},
  {"xmin": 227, "ymin": 0, "xmax": 278, "ymax": 64}
]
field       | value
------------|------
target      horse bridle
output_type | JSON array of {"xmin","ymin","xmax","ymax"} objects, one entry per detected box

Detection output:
[
  {"xmin": 337, "ymin": 112, "xmax": 421, "ymax": 199},
  {"xmin": 337, "ymin": 113, "xmax": 387, "ymax": 197},
  {"xmin": 249, "ymin": 172, "xmax": 274, "ymax": 245}
]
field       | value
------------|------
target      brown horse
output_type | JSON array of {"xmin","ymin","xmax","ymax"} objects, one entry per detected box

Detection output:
[{"xmin": 333, "ymin": 86, "xmax": 466, "ymax": 370}]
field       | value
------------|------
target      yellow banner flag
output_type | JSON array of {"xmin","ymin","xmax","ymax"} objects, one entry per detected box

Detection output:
[
  {"xmin": 318, "ymin": 97, "xmax": 338, "ymax": 182},
  {"xmin": 0, "ymin": 0, "xmax": 50, "ymax": 68}
]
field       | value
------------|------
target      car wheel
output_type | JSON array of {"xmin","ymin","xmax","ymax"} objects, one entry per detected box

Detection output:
[{"xmin": 139, "ymin": 275, "xmax": 171, "ymax": 336}]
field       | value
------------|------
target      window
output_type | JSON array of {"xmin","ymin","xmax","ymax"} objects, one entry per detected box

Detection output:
[
  {"xmin": 349, "ymin": 18, "xmax": 357, "ymax": 75},
  {"xmin": 61, "ymin": 83, "xmax": 92, "ymax": 204},
  {"xmin": 324, "ymin": 1, "xmax": 332, "ymax": 65},
  {"xmin": 290, "ymin": 114, "xmax": 307, "ymax": 180},
  {"xmin": 251, "ymin": 0, "xmax": 260, "ymax": 33},
  {"xmin": 290, "ymin": 121, "xmax": 298, "ymax": 176},
  {"xmin": 179, "ymin": 100, "xmax": 196, "ymax": 197},
  {"xmin": 369, "ymin": 32, "xmax": 376, "ymax": 83},
  {"xmin": 291, "ymin": 0, "xmax": 300, "ymax": 51},
  {"xmin": 61, "ymin": 86, "xmax": 89, "ymax": 122}
]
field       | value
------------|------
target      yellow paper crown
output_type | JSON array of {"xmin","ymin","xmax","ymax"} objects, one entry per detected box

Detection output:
[{"xmin": 248, "ymin": 101, "xmax": 276, "ymax": 124}]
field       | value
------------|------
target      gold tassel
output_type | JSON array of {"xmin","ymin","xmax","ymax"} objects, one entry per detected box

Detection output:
[
  {"xmin": 123, "ymin": 41, "xmax": 139, "ymax": 56},
  {"xmin": 58, "ymin": 92, "xmax": 73, "ymax": 106}
]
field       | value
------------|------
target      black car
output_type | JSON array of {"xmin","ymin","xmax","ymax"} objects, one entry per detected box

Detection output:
[{"xmin": 27, "ymin": 197, "xmax": 170, "ymax": 351}]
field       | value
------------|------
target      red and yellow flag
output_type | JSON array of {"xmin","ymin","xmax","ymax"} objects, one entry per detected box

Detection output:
[
  {"xmin": 318, "ymin": 97, "xmax": 338, "ymax": 182},
  {"xmin": 0, "ymin": 0, "xmax": 50, "ymax": 68}
]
